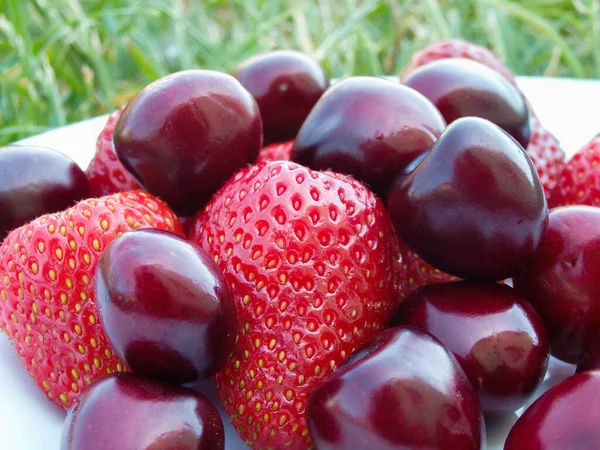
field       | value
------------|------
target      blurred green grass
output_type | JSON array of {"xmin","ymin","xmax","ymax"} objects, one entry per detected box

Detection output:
[{"xmin": 1, "ymin": 0, "xmax": 598, "ymax": 145}]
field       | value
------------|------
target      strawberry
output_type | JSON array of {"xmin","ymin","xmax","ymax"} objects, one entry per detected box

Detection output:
[
  {"xmin": 85, "ymin": 108, "xmax": 142, "ymax": 197},
  {"xmin": 527, "ymin": 116, "xmax": 565, "ymax": 206},
  {"xmin": 399, "ymin": 240, "xmax": 458, "ymax": 298},
  {"xmin": 551, "ymin": 134, "xmax": 600, "ymax": 208},
  {"xmin": 190, "ymin": 161, "xmax": 402, "ymax": 449},
  {"xmin": 0, "ymin": 191, "xmax": 181, "ymax": 408},
  {"xmin": 400, "ymin": 39, "xmax": 516, "ymax": 84},
  {"xmin": 256, "ymin": 141, "xmax": 294, "ymax": 163}
]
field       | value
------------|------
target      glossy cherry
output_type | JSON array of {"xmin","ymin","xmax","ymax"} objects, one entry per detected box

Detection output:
[
  {"xmin": 514, "ymin": 206, "xmax": 600, "ymax": 364},
  {"xmin": 113, "ymin": 70, "xmax": 262, "ymax": 216},
  {"xmin": 307, "ymin": 326, "xmax": 485, "ymax": 450},
  {"xmin": 233, "ymin": 50, "xmax": 329, "ymax": 145},
  {"xmin": 61, "ymin": 372, "xmax": 224, "ymax": 450},
  {"xmin": 291, "ymin": 76, "xmax": 446, "ymax": 198},
  {"xmin": 387, "ymin": 117, "xmax": 548, "ymax": 281},
  {"xmin": 404, "ymin": 58, "xmax": 530, "ymax": 147},
  {"xmin": 504, "ymin": 370, "xmax": 600, "ymax": 449},
  {"xmin": 392, "ymin": 281, "xmax": 549, "ymax": 414},
  {"xmin": 95, "ymin": 228, "xmax": 237, "ymax": 384},
  {"xmin": 0, "ymin": 145, "xmax": 88, "ymax": 239}
]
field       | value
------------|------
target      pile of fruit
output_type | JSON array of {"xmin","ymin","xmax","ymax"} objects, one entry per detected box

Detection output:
[{"xmin": 2, "ymin": 40, "xmax": 600, "ymax": 450}]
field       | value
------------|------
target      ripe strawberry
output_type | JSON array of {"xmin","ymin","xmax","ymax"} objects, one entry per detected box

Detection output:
[
  {"xmin": 551, "ymin": 134, "xmax": 600, "ymax": 207},
  {"xmin": 527, "ymin": 116, "xmax": 565, "ymax": 206},
  {"xmin": 190, "ymin": 161, "xmax": 402, "ymax": 449},
  {"xmin": 400, "ymin": 39, "xmax": 516, "ymax": 84},
  {"xmin": 0, "ymin": 191, "xmax": 181, "ymax": 408},
  {"xmin": 399, "ymin": 240, "xmax": 458, "ymax": 298},
  {"xmin": 256, "ymin": 141, "xmax": 294, "ymax": 163},
  {"xmin": 85, "ymin": 108, "xmax": 142, "ymax": 197}
]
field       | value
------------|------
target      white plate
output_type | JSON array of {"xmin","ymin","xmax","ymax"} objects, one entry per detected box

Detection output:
[{"xmin": 3, "ymin": 76, "xmax": 600, "ymax": 449}]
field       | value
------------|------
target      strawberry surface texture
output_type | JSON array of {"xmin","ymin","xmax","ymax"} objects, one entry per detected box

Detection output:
[
  {"xmin": 85, "ymin": 108, "xmax": 141, "ymax": 197},
  {"xmin": 190, "ymin": 161, "xmax": 403, "ymax": 449},
  {"xmin": 0, "ymin": 191, "xmax": 181, "ymax": 408}
]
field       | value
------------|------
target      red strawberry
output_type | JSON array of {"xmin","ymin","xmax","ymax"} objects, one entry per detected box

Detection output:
[
  {"xmin": 0, "ymin": 191, "xmax": 181, "ymax": 408},
  {"xmin": 401, "ymin": 39, "xmax": 516, "ymax": 84},
  {"xmin": 527, "ymin": 116, "xmax": 565, "ymax": 206},
  {"xmin": 256, "ymin": 141, "xmax": 293, "ymax": 163},
  {"xmin": 399, "ymin": 240, "xmax": 458, "ymax": 298},
  {"xmin": 551, "ymin": 134, "xmax": 600, "ymax": 207},
  {"xmin": 190, "ymin": 161, "xmax": 402, "ymax": 449},
  {"xmin": 85, "ymin": 108, "xmax": 142, "ymax": 197}
]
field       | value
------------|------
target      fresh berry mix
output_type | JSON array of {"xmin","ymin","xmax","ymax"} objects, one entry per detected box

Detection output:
[
  {"xmin": 551, "ymin": 134, "xmax": 600, "ymax": 207},
  {"xmin": 190, "ymin": 161, "xmax": 402, "ymax": 449},
  {"xmin": 4, "ymin": 41, "xmax": 599, "ymax": 450},
  {"xmin": 85, "ymin": 108, "xmax": 141, "ymax": 197},
  {"xmin": 0, "ymin": 191, "xmax": 181, "ymax": 408}
]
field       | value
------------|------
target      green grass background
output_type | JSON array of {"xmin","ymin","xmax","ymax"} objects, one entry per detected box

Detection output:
[{"xmin": 1, "ymin": 0, "xmax": 598, "ymax": 145}]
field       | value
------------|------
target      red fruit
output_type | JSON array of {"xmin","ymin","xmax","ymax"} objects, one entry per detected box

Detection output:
[
  {"xmin": 256, "ymin": 141, "xmax": 294, "ymax": 164},
  {"xmin": 190, "ymin": 161, "xmax": 402, "ymax": 449},
  {"xmin": 400, "ymin": 39, "xmax": 516, "ymax": 84},
  {"xmin": 85, "ymin": 108, "xmax": 142, "ymax": 197},
  {"xmin": 399, "ymin": 240, "xmax": 458, "ymax": 297},
  {"xmin": 551, "ymin": 134, "xmax": 600, "ymax": 208},
  {"xmin": 527, "ymin": 116, "xmax": 565, "ymax": 206},
  {"xmin": 0, "ymin": 191, "xmax": 181, "ymax": 408}
]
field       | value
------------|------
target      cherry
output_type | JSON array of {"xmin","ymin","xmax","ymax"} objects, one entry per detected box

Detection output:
[
  {"xmin": 61, "ymin": 372, "xmax": 224, "ymax": 450},
  {"xmin": 514, "ymin": 205, "xmax": 600, "ymax": 364},
  {"xmin": 387, "ymin": 117, "xmax": 548, "ymax": 281},
  {"xmin": 403, "ymin": 58, "xmax": 530, "ymax": 147},
  {"xmin": 0, "ymin": 145, "xmax": 88, "ymax": 239},
  {"xmin": 307, "ymin": 327, "xmax": 485, "ymax": 450},
  {"xmin": 233, "ymin": 50, "xmax": 329, "ymax": 145},
  {"xmin": 291, "ymin": 76, "xmax": 446, "ymax": 198},
  {"xmin": 114, "ymin": 70, "xmax": 262, "ymax": 216},
  {"xmin": 392, "ymin": 281, "xmax": 549, "ymax": 415},
  {"xmin": 504, "ymin": 370, "xmax": 600, "ymax": 449},
  {"xmin": 95, "ymin": 228, "xmax": 237, "ymax": 384},
  {"xmin": 578, "ymin": 332, "xmax": 600, "ymax": 373}
]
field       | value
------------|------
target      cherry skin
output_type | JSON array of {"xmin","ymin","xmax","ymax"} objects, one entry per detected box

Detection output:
[
  {"xmin": 114, "ymin": 70, "xmax": 262, "ymax": 216},
  {"xmin": 61, "ymin": 372, "xmax": 224, "ymax": 450},
  {"xmin": 307, "ymin": 327, "xmax": 485, "ymax": 450},
  {"xmin": 504, "ymin": 370, "xmax": 600, "ymax": 450},
  {"xmin": 233, "ymin": 50, "xmax": 329, "ymax": 145},
  {"xmin": 387, "ymin": 117, "xmax": 548, "ymax": 281},
  {"xmin": 95, "ymin": 228, "xmax": 237, "ymax": 384},
  {"xmin": 514, "ymin": 206, "xmax": 600, "ymax": 364},
  {"xmin": 404, "ymin": 58, "xmax": 530, "ymax": 147},
  {"xmin": 0, "ymin": 145, "xmax": 88, "ymax": 239},
  {"xmin": 291, "ymin": 76, "xmax": 446, "ymax": 198},
  {"xmin": 578, "ymin": 332, "xmax": 600, "ymax": 373},
  {"xmin": 392, "ymin": 281, "xmax": 549, "ymax": 415}
]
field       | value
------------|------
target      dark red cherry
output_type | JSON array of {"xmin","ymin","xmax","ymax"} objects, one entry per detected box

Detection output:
[
  {"xmin": 61, "ymin": 373, "xmax": 224, "ymax": 450},
  {"xmin": 0, "ymin": 145, "xmax": 88, "ymax": 239},
  {"xmin": 578, "ymin": 329, "xmax": 600, "ymax": 372},
  {"xmin": 404, "ymin": 58, "xmax": 530, "ymax": 147},
  {"xmin": 291, "ymin": 76, "xmax": 446, "ymax": 198},
  {"xmin": 307, "ymin": 327, "xmax": 485, "ymax": 450},
  {"xmin": 114, "ymin": 70, "xmax": 262, "ymax": 216},
  {"xmin": 504, "ymin": 370, "xmax": 600, "ymax": 450},
  {"xmin": 392, "ymin": 281, "xmax": 549, "ymax": 415},
  {"xmin": 514, "ymin": 205, "xmax": 600, "ymax": 364},
  {"xmin": 387, "ymin": 117, "xmax": 548, "ymax": 281},
  {"xmin": 95, "ymin": 228, "xmax": 237, "ymax": 384},
  {"xmin": 233, "ymin": 50, "xmax": 329, "ymax": 145}
]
